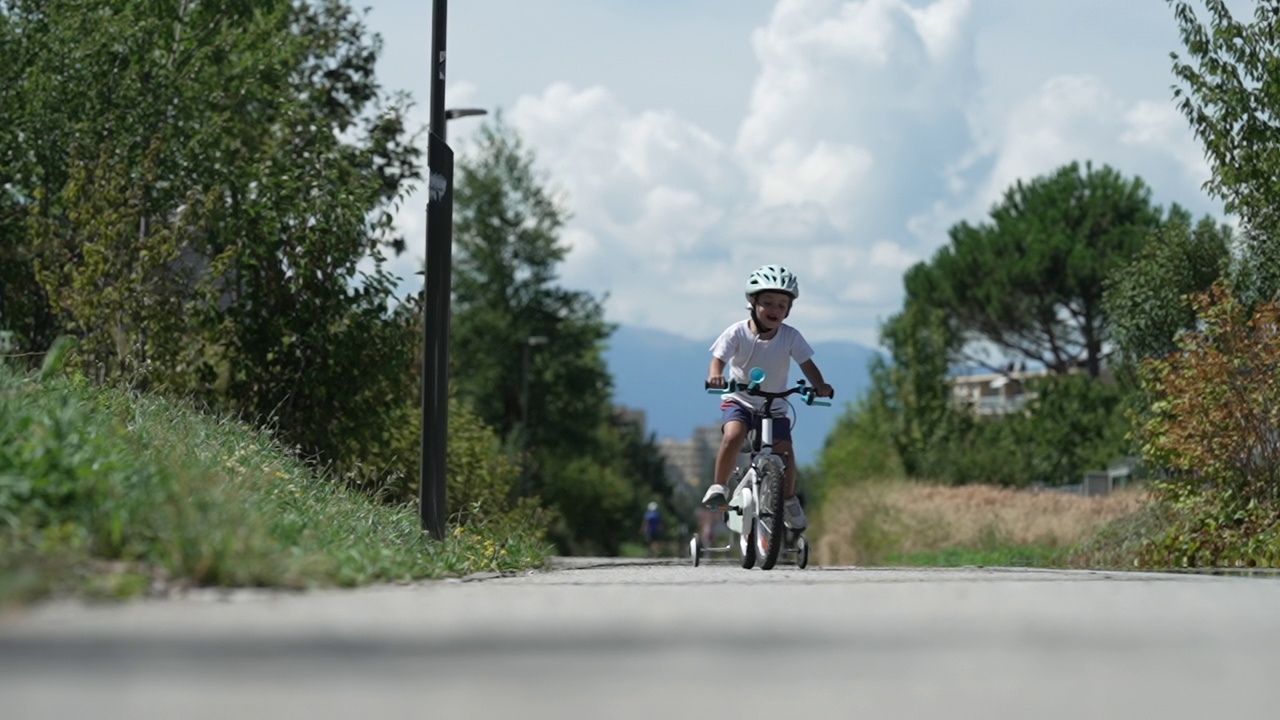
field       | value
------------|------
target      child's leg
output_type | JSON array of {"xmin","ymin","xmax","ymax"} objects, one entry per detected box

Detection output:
[
  {"xmin": 772, "ymin": 439, "xmax": 797, "ymax": 497},
  {"xmin": 783, "ymin": 446, "xmax": 797, "ymax": 497},
  {"xmin": 772, "ymin": 416, "xmax": 797, "ymax": 497},
  {"xmin": 714, "ymin": 420, "xmax": 747, "ymax": 487},
  {"xmin": 704, "ymin": 404, "xmax": 752, "ymax": 507},
  {"xmin": 771, "ymin": 420, "xmax": 807, "ymax": 530}
]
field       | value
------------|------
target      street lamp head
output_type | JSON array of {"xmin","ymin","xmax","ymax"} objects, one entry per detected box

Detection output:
[
  {"xmin": 440, "ymin": 108, "xmax": 488, "ymax": 140},
  {"xmin": 445, "ymin": 108, "xmax": 488, "ymax": 120}
]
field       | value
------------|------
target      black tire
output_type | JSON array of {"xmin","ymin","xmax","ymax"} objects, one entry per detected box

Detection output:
[
  {"xmin": 740, "ymin": 520, "xmax": 757, "ymax": 569},
  {"xmin": 690, "ymin": 536, "xmax": 701, "ymax": 567},
  {"xmin": 757, "ymin": 460, "xmax": 786, "ymax": 570},
  {"xmin": 797, "ymin": 535, "xmax": 809, "ymax": 569}
]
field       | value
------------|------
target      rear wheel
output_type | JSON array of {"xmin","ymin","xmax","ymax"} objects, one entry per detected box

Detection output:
[{"xmin": 757, "ymin": 459, "xmax": 786, "ymax": 570}]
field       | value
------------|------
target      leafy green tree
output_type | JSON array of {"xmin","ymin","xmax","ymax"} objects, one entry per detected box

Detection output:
[
  {"xmin": 0, "ymin": 198, "xmax": 57, "ymax": 356},
  {"xmin": 451, "ymin": 117, "xmax": 613, "ymax": 458},
  {"xmin": 609, "ymin": 409, "xmax": 674, "ymax": 512},
  {"xmin": 12, "ymin": 0, "xmax": 423, "ymax": 472},
  {"xmin": 450, "ymin": 117, "xmax": 670, "ymax": 553},
  {"xmin": 1017, "ymin": 373, "xmax": 1132, "ymax": 487},
  {"xmin": 872, "ymin": 295, "xmax": 963, "ymax": 478},
  {"xmin": 1104, "ymin": 207, "xmax": 1231, "ymax": 365},
  {"xmin": 924, "ymin": 411, "xmax": 1027, "ymax": 486},
  {"xmin": 540, "ymin": 411, "xmax": 671, "ymax": 556},
  {"xmin": 912, "ymin": 162, "xmax": 1165, "ymax": 377},
  {"xmin": 1170, "ymin": 0, "xmax": 1280, "ymax": 305},
  {"xmin": 812, "ymin": 387, "xmax": 907, "ymax": 518},
  {"xmin": 1060, "ymin": 2, "xmax": 1280, "ymax": 567},
  {"xmin": 819, "ymin": 393, "xmax": 905, "ymax": 488},
  {"xmin": 0, "ymin": 2, "xmax": 62, "ymax": 353},
  {"xmin": 1170, "ymin": 1, "xmax": 1280, "ymax": 235},
  {"xmin": 825, "ymin": 163, "xmax": 1164, "ymax": 491}
]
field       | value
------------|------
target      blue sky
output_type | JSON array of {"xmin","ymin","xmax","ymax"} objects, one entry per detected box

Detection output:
[{"xmin": 363, "ymin": 0, "xmax": 1238, "ymax": 349}]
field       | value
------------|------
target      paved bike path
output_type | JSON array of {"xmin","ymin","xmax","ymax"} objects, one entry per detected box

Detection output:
[{"xmin": 3, "ymin": 561, "xmax": 1278, "ymax": 719}]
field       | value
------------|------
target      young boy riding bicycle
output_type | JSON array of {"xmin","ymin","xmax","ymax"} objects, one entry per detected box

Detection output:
[{"xmin": 702, "ymin": 264, "xmax": 835, "ymax": 531}]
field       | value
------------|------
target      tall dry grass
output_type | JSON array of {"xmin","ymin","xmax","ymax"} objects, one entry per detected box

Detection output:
[{"xmin": 814, "ymin": 480, "xmax": 1150, "ymax": 566}]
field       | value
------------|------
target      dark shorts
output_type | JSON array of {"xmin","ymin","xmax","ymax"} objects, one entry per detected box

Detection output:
[{"xmin": 720, "ymin": 401, "xmax": 792, "ymax": 444}]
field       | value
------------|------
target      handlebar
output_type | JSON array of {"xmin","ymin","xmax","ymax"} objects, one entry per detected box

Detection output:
[{"xmin": 704, "ymin": 376, "xmax": 832, "ymax": 407}]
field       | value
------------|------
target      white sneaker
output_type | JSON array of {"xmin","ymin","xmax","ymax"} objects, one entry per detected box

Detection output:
[
  {"xmin": 784, "ymin": 496, "xmax": 807, "ymax": 530},
  {"xmin": 702, "ymin": 484, "xmax": 728, "ymax": 509}
]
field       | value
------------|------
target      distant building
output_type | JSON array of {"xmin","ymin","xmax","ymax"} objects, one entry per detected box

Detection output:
[
  {"xmin": 658, "ymin": 425, "xmax": 721, "ymax": 499},
  {"xmin": 614, "ymin": 406, "xmax": 647, "ymax": 433},
  {"xmin": 948, "ymin": 364, "xmax": 1049, "ymax": 417},
  {"xmin": 613, "ymin": 403, "xmax": 717, "ymax": 505}
]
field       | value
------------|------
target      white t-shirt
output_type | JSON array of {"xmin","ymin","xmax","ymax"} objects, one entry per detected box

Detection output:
[{"xmin": 709, "ymin": 319, "xmax": 814, "ymax": 415}]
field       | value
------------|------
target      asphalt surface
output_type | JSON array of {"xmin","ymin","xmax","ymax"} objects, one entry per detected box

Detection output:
[{"xmin": 3, "ymin": 558, "xmax": 1279, "ymax": 719}]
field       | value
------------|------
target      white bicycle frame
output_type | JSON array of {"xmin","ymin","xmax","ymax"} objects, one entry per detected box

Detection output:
[
  {"xmin": 725, "ymin": 414, "xmax": 785, "ymax": 539},
  {"xmin": 726, "ymin": 408, "xmax": 796, "ymax": 569},
  {"xmin": 691, "ymin": 368, "xmax": 826, "ymax": 569}
]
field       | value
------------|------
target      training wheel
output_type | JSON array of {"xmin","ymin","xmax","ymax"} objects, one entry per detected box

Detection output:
[
  {"xmin": 689, "ymin": 535, "xmax": 701, "ymax": 567},
  {"xmin": 796, "ymin": 535, "xmax": 809, "ymax": 569},
  {"xmin": 740, "ymin": 524, "xmax": 757, "ymax": 569}
]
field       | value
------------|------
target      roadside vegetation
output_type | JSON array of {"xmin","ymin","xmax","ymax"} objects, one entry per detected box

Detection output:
[
  {"xmin": 810, "ymin": 2, "xmax": 1280, "ymax": 571},
  {"xmin": 0, "ymin": 342, "xmax": 552, "ymax": 606},
  {"xmin": 813, "ymin": 481, "xmax": 1147, "ymax": 568},
  {"xmin": 7, "ymin": 0, "xmax": 1280, "ymax": 600},
  {"xmin": 1, "ymin": 0, "xmax": 674, "ymax": 605}
]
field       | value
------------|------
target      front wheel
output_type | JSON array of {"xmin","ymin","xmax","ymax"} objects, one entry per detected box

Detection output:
[{"xmin": 757, "ymin": 459, "xmax": 786, "ymax": 570}]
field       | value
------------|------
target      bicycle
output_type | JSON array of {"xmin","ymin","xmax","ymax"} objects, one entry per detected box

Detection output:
[{"xmin": 689, "ymin": 366, "xmax": 831, "ymax": 570}]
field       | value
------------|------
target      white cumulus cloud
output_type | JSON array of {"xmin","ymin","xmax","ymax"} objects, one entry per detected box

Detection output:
[
  {"xmin": 491, "ymin": 0, "xmax": 984, "ymax": 345},
  {"xmin": 380, "ymin": 0, "xmax": 1228, "ymax": 349}
]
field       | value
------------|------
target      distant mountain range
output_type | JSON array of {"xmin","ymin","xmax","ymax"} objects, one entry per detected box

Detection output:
[{"xmin": 603, "ymin": 325, "xmax": 883, "ymax": 466}]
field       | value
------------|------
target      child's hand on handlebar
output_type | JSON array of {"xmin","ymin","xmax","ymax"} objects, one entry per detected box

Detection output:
[
  {"xmin": 813, "ymin": 383, "xmax": 835, "ymax": 399},
  {"xmin": 706, "ymin": 375, "xmax": 727, "ymax": 390}
]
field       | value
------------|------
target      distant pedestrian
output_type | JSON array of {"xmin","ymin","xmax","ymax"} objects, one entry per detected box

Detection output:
[{"xmin": 641, "ymin": 502, "xmax": 663, "ymax": 556}]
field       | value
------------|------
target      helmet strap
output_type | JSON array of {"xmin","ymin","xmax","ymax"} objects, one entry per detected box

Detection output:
[
  {"xmin": 747, "ymin": 292, "xmax": 788, "ymax": 336},
  {"xmin": 748, "ymin": 302, "xmax": 777, "ymax": 337}
]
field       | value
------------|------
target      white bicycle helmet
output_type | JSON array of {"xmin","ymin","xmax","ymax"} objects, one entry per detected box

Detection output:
[{"xmin": 745, "ymin": 264, "xmax": 799, "ymax": 302}]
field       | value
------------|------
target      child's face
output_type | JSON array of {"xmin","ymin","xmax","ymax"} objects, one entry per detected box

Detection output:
[{"xmin": 753, "ymin": 291, "xmax": 792, "ymax": 328}]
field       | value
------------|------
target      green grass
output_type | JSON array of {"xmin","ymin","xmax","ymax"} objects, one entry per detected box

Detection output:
[{"xmin": 0, "ymin": 355, "xmax": 552, "ymax": 606}]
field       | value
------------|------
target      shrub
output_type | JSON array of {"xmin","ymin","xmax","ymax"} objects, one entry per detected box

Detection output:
[{"xmin": 1135, "ymin": 283, "xmax": 1280, "ymax": 567}]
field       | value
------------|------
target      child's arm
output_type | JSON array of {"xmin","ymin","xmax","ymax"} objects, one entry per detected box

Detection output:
[
  {"xmin": 707, "ymin": 357, "xmax": 727, "ymax": 389},
  {"xmin": 798, "ymin": 359, "xmax": 834, "ymax": 398}
]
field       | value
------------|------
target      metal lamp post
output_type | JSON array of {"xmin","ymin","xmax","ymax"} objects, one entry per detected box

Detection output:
[
  {"xmin": 420, "ymin": 0, "xmax": 454, "ymax": 540},
  {"xmin": 419, "ymin": 105, "xmax": 488, "ymax": 540},
  {"xmin": 419, "ymin": 0, "xmax": 495, "ymax": 540}
]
